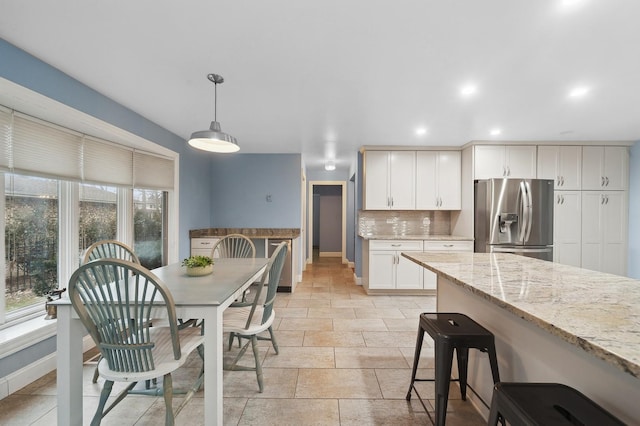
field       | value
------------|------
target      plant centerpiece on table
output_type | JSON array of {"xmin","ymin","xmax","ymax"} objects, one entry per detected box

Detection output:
[{"xmin": 182, "ymin": 255, "xmax": 214, "ymax": 276}]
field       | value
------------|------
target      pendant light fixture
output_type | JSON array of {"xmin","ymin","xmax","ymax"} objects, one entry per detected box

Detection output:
[{"xmin": 188, "ymin": 73, "xmax": 239, "ymax": 153}]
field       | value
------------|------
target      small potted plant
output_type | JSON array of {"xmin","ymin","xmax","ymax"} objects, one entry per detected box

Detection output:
[{"xmin": 182, "ymin": 255, "xmax": 214, "ymax": 276}]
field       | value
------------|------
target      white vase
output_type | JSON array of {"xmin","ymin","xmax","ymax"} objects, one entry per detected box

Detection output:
[{"xmin": 186, "ymin": 264, "xmax": 213, "ymax": 276}]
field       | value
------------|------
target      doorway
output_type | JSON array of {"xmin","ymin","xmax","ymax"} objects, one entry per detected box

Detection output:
[{"xmin": 308, "ymin": 181, "xmax": 346, "ymax": 265}]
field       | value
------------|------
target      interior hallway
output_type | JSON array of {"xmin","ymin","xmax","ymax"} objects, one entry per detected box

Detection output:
[{"xmin": 0, "ymin": 256, "xmax": 486, "ymax": 425}]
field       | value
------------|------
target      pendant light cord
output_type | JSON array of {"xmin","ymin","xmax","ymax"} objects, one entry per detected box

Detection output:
[{"xmin": 214, "ymin": 81, "xmax": 218, "ymax": 122}]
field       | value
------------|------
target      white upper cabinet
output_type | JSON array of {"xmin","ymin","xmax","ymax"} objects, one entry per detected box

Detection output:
[
  {"xmin": 416, "ymin": 151, "xmax": 461, "ymax": 210},
  {"xmin": 537, "ymin": 146, "xmax": 582, "ymax": 190},
  {"xmin": 364, "ymin": 151, "xmax": 415, "ymax": 210},
  {"xmin": 474, "ymin": 145, "xmax": 537, "ymax": 179},
  {"xmin": 582, "ymin": 146, "xmax": 629, "ymax": 190}
]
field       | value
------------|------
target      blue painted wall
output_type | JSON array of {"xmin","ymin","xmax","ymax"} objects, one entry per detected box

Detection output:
[
  {"xmin": 0, "ymin": 38, "xmax": 212, "ymax": 261},
  {"xmin": 629, "ymin": 141, "xmax": 639, "ymax": 278},
  {"xmin": 210, "ymin": 154, "xmax": 301, "ymax": 228},
  {"xmin": 0, "ymin": 38, "xmax": 213, "ymax": 378}
]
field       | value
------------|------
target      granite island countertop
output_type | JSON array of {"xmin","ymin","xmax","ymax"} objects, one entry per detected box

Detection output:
[
  {"xmin": 358, "ymin": 234, "xmax": 473, "ymax": 241},
  {"xmin": 190, "ymin": 228, "xmax": 300, "ymax": 239},
  {"xmin": 402, "ymin": 251, "xmax": 640, "ymax": 380}
]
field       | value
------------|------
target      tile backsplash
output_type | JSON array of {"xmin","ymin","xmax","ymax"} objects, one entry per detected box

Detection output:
[{"xmin": 358, "ymin": 210, "xmax": 451, "ymax": 237}]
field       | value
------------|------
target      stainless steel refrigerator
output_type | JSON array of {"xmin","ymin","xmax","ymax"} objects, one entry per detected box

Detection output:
[{"xmin": 474, "ymin": 178, "xmax": 554, "ymax": 261}]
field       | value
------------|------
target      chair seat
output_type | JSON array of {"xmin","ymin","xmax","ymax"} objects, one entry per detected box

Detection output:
[
  {"xmin": 223, "ymin": 305, "xmax": 275, "ymax": 335},
  {"xmin": 98, "ymin": 325, "xmax": 204, "ymax": 382}
]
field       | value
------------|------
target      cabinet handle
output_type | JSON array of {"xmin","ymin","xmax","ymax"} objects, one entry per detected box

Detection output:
[
  {"xmin": 507, "ymin": 166, "xmax": 511, "ymax": 176},
  {"xmin": 391, "ymin": 244, "xmax": 401, "ymax": 247},
  {"xmin": 605, "ymin": 195, "xmax": 609, "ymax": 205},
  {"xmin": 443, "ymin": 244, "xmax": 454, "ymax": 247},
  {"xmin": 605, "ymin": 176, "xmax": 609, "ymax": 186},
  {"xmin": 503, "ymin": 167, "xmax": 506, "ymax": 177},
  {"xmin": 557, "ymin": 176, "xmax": 561, "ymax": 186},
  {"xmin": 390, "ymin": 197, "xmax": 394, "ymax": 207},
  {"xmin": 601, "ymin": 176, "xmax": 605, "ymax": 187},
  {"xmin": 562, "ymin": 195, "xmax": 565, "ymax": 205},
  {"xmin": 601, "ymin": 195, "xmax": 605, "ymax": 205},
  {"xmin": 561, "ymin": 176, "xmax": 565, "ymax": 186}
]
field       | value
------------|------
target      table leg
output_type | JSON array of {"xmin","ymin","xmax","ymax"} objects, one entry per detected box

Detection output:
[
  {"xmin": 203, "ymin": 307, "xmax": 224, "ymax": 425},
  {"xmin": 56, "ymin": 304, "xmax": 84, "ymax": 426}
]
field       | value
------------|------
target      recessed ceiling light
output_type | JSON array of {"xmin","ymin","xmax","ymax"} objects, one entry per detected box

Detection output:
[
  {"xmin": 560, "ymin": 0, "xmax": 583, "ymax": 9},
  {"xmin": 490, "ymin": 128, "xmax": 502, "ymax": 136},
  {"xmin": 460, "ymin": 84, "xmax": 477, "ymax": 97},
  {"xmin": 568, "ymin": 86, "xmax": 590, "ymax": 98},
  {"xmin": 324, "ymin": 160, "xmax": 336, "ymax": 171},
  {"xmin": 415, "ymin": 127, "xmax": 427, "ymax": 136}
]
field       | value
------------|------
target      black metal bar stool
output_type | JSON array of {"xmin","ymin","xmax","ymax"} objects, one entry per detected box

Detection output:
[
  {"xmin": 488, "ymin": 382, "xmax": 625, "ymax": 426},
  {"xmin": 406, "ymin": 312, "xmax": 501, "ymax": 426}
]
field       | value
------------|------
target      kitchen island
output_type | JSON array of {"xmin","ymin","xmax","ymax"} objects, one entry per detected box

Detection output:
[{"xmin": 402, "ymin": 252, "xmax": 640, "ymax": 424}]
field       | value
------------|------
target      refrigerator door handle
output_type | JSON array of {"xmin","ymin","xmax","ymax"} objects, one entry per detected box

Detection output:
[
  {"xmin": 517, "ymin": 181, "xmax": 528, "ymax": 242},
  {"xmin": 524, "ymin": 181, "xmax": 533, "ymax": 242}
]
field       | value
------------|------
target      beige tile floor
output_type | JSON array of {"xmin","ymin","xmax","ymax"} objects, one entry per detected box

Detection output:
[{"xmin": 0, "ymin": 257, "xmax": 488, "ymax": 425}]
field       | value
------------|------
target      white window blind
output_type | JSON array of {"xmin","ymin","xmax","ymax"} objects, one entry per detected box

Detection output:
[
  {"xmin": 12, "ymin": 113, "xmax": 83, "ymax": 180},
  {"xmin": 0, "ymin": 105, "xmax": 175, "ymax": 190},
  {"xmin": 134, "ymin": 151, "xmax": 175, "ymax": 190},
  {"xmin": 83, "ymin": 136, "xmax": 134, "ymax": 186},
  {"xmin": 0, "ymin": 107, "xmax": 10, "ymax": 171}
]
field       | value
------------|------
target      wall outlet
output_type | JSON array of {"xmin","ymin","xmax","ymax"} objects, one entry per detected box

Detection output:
[{"xmin": 266, "ymin": 195, "xmax": 272, "ymax": 202}]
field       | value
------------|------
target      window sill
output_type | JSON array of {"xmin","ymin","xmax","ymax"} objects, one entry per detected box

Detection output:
[{"xmin": 0, "ymin": 315, "xmax": 57, "ymax": 359}]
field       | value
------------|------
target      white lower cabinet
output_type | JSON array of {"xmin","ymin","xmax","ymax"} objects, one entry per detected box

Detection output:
[
  {"xmin": 366, "ymin": 240, "xmax": 423, "ymax": 290},
  {"xmin": 422, "ymin": 241, "xmax": 474, "ymax": 290},
  {"xmin": 190, "ymin": 237, "xmax": 220, "ymax": 257}
]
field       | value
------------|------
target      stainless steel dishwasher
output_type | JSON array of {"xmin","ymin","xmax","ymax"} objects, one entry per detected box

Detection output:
[{"xmin": 268, "ymin": 238, "xmax": 292, "ymax": 292}]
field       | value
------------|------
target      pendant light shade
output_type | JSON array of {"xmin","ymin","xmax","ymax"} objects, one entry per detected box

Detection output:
[{"xmin": 188, "ymin": 73, "xmax": 239, "ymax": 153}]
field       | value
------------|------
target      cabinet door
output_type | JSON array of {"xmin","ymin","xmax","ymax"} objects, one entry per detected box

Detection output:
[
  {"xmin": 415, "ymin": 151, "xmax": 438, "ymax": 209},
  {"xmin": 474, "ymin": 145, "xmax": 506, "ymax": 179},
  {"xmin": 389, "ymin": 151, "xmax": 415, "ymax": 209},
  {"xmin": 505, "ymin": 146, "xmax": 536, "ymax": 179},
  {"xmin": 395, "ymin": 251, "xmax": 423, "ymax": 289},
  {"xmin": 581, "ymin": 147, "xmax": 603, "ymax": 190},
  {"xmin": 536, "ymin": 146, "xmax": 559, "ymax": 183},
  {"xmin": 364, "ymin": 151, "xmax": 390, "ymax": 210},
  {"xmin": 602, "ymin": 147, "xmax": 629, "ymax": 190},
  {"xmin": 581, "ymin": 192, "xmax": 603, "ymax": 272},
  {"xmin": 437, "ymin": 151, "xmax": 461, "ymax": 209},
  {"xmin": 601, "ymin": 192, "xmax": 627, "ymax": 275},
  {"xmin": 368, "ymin": 251, "xmax": 396, "ymax": 289},
  {"xmin": 553, "ymin": 191, "xmax": 581, "ymax": 267},
  {"xmin": 557, "ymin": 146, "xmax": 582, "ymax": 190}
]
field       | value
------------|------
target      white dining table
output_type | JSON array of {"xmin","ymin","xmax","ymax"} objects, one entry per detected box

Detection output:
[{"xmin": 54, "ymin": 257, "xmax": 269, "ymax": 426}]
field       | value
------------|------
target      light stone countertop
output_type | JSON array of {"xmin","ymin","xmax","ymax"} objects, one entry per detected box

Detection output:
[
  {"xmin": 359, "ymin": 234, "xmax": 473, "ymax": 241},
  {"xmin": 402, "ymin": 251, "xmax": 640, "ymax": 380}
]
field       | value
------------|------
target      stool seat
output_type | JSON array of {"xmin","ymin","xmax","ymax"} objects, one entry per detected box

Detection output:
[
  {"xmin": 407, "ymin": 313, "xmax": 500, "ymax": 426},
  {"xmin": 488, "ymin": 382, "xmax": 625, "ymax": 426}
]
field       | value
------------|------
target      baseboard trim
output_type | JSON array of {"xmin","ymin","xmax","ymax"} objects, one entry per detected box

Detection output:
[{"xmin": 0, "ymin": 335, "xmax": 95, "ymax": 400}]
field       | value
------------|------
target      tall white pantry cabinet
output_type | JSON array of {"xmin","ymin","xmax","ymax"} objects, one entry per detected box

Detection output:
[{"xmin": 536, "ymin": 145, "xmax": 629, "ymax": 275}]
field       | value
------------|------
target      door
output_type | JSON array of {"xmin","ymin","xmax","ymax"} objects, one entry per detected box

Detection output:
[
  {"xmin": 437, "ymin": 151, "xmax": 461, "ymax": 209},
  {"xmin": 474, "ymin": 145, "xmax": 505, "ymax": 179},
  {"xmin": 505, "ymin": 146, "xmax": 537, "ymax": 179},
  {"xmin": 525, "ymin": 179, "xmax": 554, "ymax": 246}
]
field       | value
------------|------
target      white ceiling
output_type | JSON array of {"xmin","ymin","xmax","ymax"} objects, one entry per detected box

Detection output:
[{"xmin": 1, "ymin": 0, "xmax": 639, "ymax": 171}]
